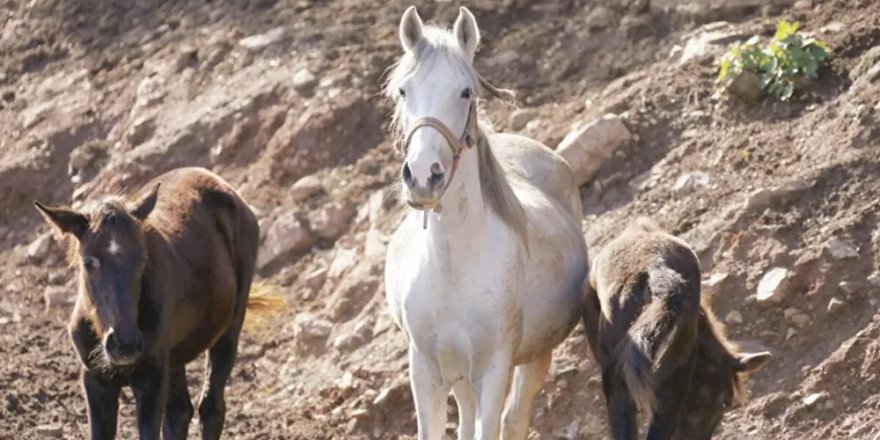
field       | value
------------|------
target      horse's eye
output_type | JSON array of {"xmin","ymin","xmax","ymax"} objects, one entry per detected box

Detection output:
[
  {"xmin": 460, "ymin": 88, "xmax": 472, "ymax": 99},
  {"xmin": 398, "ymin": 88, "xmax": 406, "ymax": 98},
  {"xmin": 83, "ymin": 256, "xmax": 100, "ymax": 271}
]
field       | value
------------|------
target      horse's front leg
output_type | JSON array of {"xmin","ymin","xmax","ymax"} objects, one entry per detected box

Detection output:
[
  {"xmin": 409, "ymin": 346, "xmax": 449, "ymax": 440},
  {"xmin": 474, "ymin": 354, "xmax": 514, "ymax": 440},
  {"xmin": 131, "ymin": 358, "xmax": 169, "ymax": 440},
  {"xmin": 82, "ymin": 369, "xmax": 121, "ymax": 440}
]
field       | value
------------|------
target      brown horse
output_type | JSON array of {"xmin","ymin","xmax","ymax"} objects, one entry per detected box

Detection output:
[
  {"xmin": 582, "ymin": 219, "xmax": 771, "ymax": 440},
  {"xmin": 35, "ymin": 167, "xmax": 280, "ymax": 440}
]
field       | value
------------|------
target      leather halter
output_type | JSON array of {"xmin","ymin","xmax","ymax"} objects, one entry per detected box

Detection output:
[{"xmin": 401, "ymin": 99, "xmax": 478, "ymax": 228}]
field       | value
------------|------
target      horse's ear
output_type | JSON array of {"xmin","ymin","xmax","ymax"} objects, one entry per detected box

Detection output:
[
  {"xmin": 399, "ymin": 6, "xmax": 424, "ymax": 53},
  {"xmin": 131, "ymin": 183, "xmax": 160, "ymax": 221},
  {"xmin": 34, "ymin": 201, "xmax": 89, "ymax": 238},
  {"xmin": 733, "ymin": 351, "xmax": 772, "ymax": 373},
  {"xmin": 453, "ymin": 7, "xmax": 480, "ymax": 60}
]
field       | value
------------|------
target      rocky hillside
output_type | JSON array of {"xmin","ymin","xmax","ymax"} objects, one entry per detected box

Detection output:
[{"xmin": 1, "ymin": 0, "xmax": 879, "ymax": 439}]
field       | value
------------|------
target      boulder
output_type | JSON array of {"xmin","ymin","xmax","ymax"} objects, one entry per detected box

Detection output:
[
  {"xmin": 556, "ymin": 114, "xmax": 631, "ymax": 186},
  {"xmin": 44, "ymin": 286, "xmax": 74, "ymax": 310},
  {"xmin": 239, "ymin": 27, "xmax": 285, "ymax": 50},
  {"xmin": 27, "ymin": 233, "xmax": 54, "ymax": 263},
  {"xmin": 825, "ymin": 236, "xmax": 858, "ymax": 260},
  {"xmin": 257, "ymin": 212, "xmax": 314, "ymax": 269},
  {"xmin": 290, "ymin": 175, "xmax": 324, "ymax": 201},
  {"xmin": 586, "ymin": 6, "xmax": 615, "ymax": 31},
  {"xmin": 292, "ymin": 68, "xmax": 318, "ymax": 97},
  {"xmin": 310, "ymin": 203, "xmax": 355, "ymax": 240},
  {"xmin": 756, "ymin": 267, "xmax": 790, "ymax": 304},
  {"xmin": 291, "ymin": 312, "xmax": 333, "ymax": 348},
  {"xmin": 509, "ymin": 108, "xmax": 536, "ymax": 131}
]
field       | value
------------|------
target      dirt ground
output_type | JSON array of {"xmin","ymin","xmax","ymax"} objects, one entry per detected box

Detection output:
[{"xmin": 1, "ymin": 0, "xmax": 879, "ymax": 439}]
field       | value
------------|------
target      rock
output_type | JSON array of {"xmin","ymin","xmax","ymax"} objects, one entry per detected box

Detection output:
[
  {"xmin": 825, "ymin": 236, "xmax": 858, "ymax": 260},
  {"xmin": 327, "ymin": 248, "xmax": 358, "ymax": 279},
  {"xmin": 355, "ymin": 156, "xmax": 381, "ymax": 175},
  {"xmin": 27, "ymin": 233, "xmax": 53, "ymax": 263},
  {"xmin": 126, "ymin": 114, "xmax": 156, "ymax": 147},
  {"xmin": 867, "ymin": 271, "xmax": 880, "ymax": 287},
  {"xmin": 803, "ymin": 392, "xmax": 827, "ymax": 407},
  {"xmin": 290, "ymin": 175, "xmax": 324, "ymax": 201},
  {"xmin": 509, "ymin": 108, "xmax": 536, "ymax": 131},
  {"xmin": 785, "ymin": 327, "xmax": 798, "ymax": 341},
  {"xmin": 36, "ymin": 424, "xmax": 62, "ymax": 438},
  {"xmin": 69, "ymin": 145, "xmax": 97, "ymax": 171},
  {"xmin": 820, "ymin": 21, "xmax": 845, "ymax": 34},
  {"xmin": 364, "ymin": 228, "xmax": 386, "ymax": 260},
  {"xmin": 257, "ymin": 212, "xmax": 314, "ymax": 269},
  {"xmin": 305, "ymin": 267, "xmax": 328, "ymax": 292},
  {"xmin": 674, "ymin": 22, "xmax": 749, "ymax": 65},
  {"xmin": 332, "ymin": 321, "xmax": 373, "ymax": 352},
  {"xmin": 239, "ymin": 26, "xmax": 285, "ymax": 50},
  {"xmin": 292, "ymin": 68, "xmax": 318, "ymax": 96},
  {"xmin": 792, "ymin": 0, "xmax": 812, "ymax": 10},
  {"xmin": 784, "ymin": 308, "xmax": 810, "ymax": 328},
  {"xmin": 44, "ymin": 286, "xmax": 74, "ymax": 310},
  {"xmin": 726, "ymin": 71, "xmax": 763, "ymax": 102},
  {"xmin": 673, "ymin": 171, "xmax": 710, "ymax": 194},
  {"xmin": 310, "ymin": 203, "xmax": 355, "ymax": 239},
  {"xmin": 556, "ymin": 114, "xmax": 631, "ymax": 186},
  {"xmin": 484, "ymin": 50, "xmax": 518, "ymax": 67},
  {"xmin": 827, "ymin": 297, "xmax": 845, "ymax": 315},
  {"xmin": 725, "ymin": 310, "xmax": 743, "ymax": 325},
  {"xmin": 291, "ymin": 312, "xmax": 333, "ymax": 347},
  {"xmin": 586, "ymin": 6, "xmax": 615, "ymax": 31},
  {"xmin": 756, "ymin": 267, "xmax": 790, "ymax": 304},
  {"xmin": 704, "ymin": 272, "xmax": 729, "ymax": 289},
  {"xmin": 838, "ymin": 281, "xmax": 856, "ymax": 295},
  {"xmin": 852, "ymin": 46, "xmax": 880, "ymax": 82},
  {"xmin": 134, "ymin": 75, "xmax": 166, "ymax": 109}
]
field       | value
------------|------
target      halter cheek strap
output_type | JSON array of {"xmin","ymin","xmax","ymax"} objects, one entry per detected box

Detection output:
[{"xmin": 401, "ymin": 99, "xmax": 478, "ymax": 229}]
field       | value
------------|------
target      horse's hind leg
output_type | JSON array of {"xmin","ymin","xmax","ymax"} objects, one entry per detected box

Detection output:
[
  {"xmin": 452, "ymin": 381, "xmax": 476, "ymax": 440},
  {"xmin": 501, "ymin": 352, "xmax": 552, "ymax": 440},
  {"xmin": 198, "ymin": 311, "xmax": 245, "ymax": 440},
  {"xmin": 163, "ymin": 367, "xmax": 193, "ymax": 440}
]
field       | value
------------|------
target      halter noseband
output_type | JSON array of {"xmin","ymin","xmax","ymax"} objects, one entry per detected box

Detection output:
[{"xmin": 401, "ymin": 98, "xmax": 478, "ymax": 229}]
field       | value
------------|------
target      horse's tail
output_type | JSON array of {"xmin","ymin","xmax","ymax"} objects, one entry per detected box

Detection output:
[
  {"xmin": 616, "ymin": 267, "xmax": 694, "ymax": 417},
  {"xmin": 243, "ymin": 281, "xmax": 286, "ymax": 331}
]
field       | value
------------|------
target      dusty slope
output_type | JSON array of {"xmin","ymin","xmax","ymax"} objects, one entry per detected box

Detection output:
[{"xmin": 1, "ymin": 0, "xmax": 879, "ymax": 439}]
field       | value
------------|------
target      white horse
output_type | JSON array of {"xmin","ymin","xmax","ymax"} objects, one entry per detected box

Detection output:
[{"xmin": 384, "ymin": 7, "xmax": 588, "ymax": 440}]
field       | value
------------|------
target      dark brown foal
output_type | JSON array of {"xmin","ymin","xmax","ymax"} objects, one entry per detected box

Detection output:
[
  {"xmin": 36, "ymin": 167, "xmax": 280, "ymax": 440},
  {"xmin": 582, "ymin": 219, "xmax": 771, "ymax": 440}
]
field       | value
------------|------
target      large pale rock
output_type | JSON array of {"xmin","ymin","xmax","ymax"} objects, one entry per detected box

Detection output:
[
  {"xmin": 27, "ymin": 233, "xmax": 54, "ymax": 263},
  {"xmin": 556, "ymin": 114, "xmax": 631, "ymax": 186},
  {"xmin": 756, "ymin": 267, "xmax": 790, "ymax": 304},
  {"xmin": 44, "ymin": 286, "xmax": 74, "ymax": 310},
  {"xmin": 239, "ymin": 27, "xmax": 285, "ymax": 50},
  {"xmin": 257, "ymin": 212, "xmax": 314, "ymax": 269},
  {"xmin": 310, "ymin": 203, "xmax": 355, "ymax": 239},
  {"xmin": 825, "ymin": 236, "xmax": 858, "ymax": 260},
  {"xmin": 290, "ymin": 175, "xmax": 323, "ymax": 201},
  {"xmin": 509, "ymin": 108, "xmax": 536, "ymax": 131},
  {"xmin": 292, "ymin": 312, "xmax": 333, "ymax": 349}
]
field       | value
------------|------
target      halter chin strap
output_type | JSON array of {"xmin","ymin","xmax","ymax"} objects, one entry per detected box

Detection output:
[{"xmin": 401, "ymin": 99, "xmax": 478, "ymax": 229}]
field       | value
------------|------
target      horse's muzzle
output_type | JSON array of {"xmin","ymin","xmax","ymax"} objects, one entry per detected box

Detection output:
[{"xmin": 104, "ymin": 328, "xmax": 144, "ymax": 366}]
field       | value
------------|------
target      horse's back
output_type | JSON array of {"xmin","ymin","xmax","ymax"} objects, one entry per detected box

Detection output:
[
  {"xmin": 144, "ymin": 167, "xmax": 258, "ymax": 364},
  {"xmin": 489, "ymin": 133, "xmax": 582, "ymax": 217},
  {"xmin": 488, "ymin": 132, "xmax": 588, "ymax": 363}
]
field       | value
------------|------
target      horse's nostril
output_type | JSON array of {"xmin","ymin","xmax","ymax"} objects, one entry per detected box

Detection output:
[
  {"xmin": 402, "ymin": 162, "xmax": 414, "ymax": 186},
  {"xmin": 429, "ymin": 162, "xmax": 445, "ymax": 187}
]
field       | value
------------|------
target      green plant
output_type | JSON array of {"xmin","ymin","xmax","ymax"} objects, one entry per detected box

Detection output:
[{"xmin": 718, "ymin": 20, "xmax": 831, "ymax": 101}]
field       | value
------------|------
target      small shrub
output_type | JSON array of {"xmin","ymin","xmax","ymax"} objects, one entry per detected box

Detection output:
[{"xmin": 718, "ymin": 20, "xmax": 831, "ymax": 101}]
